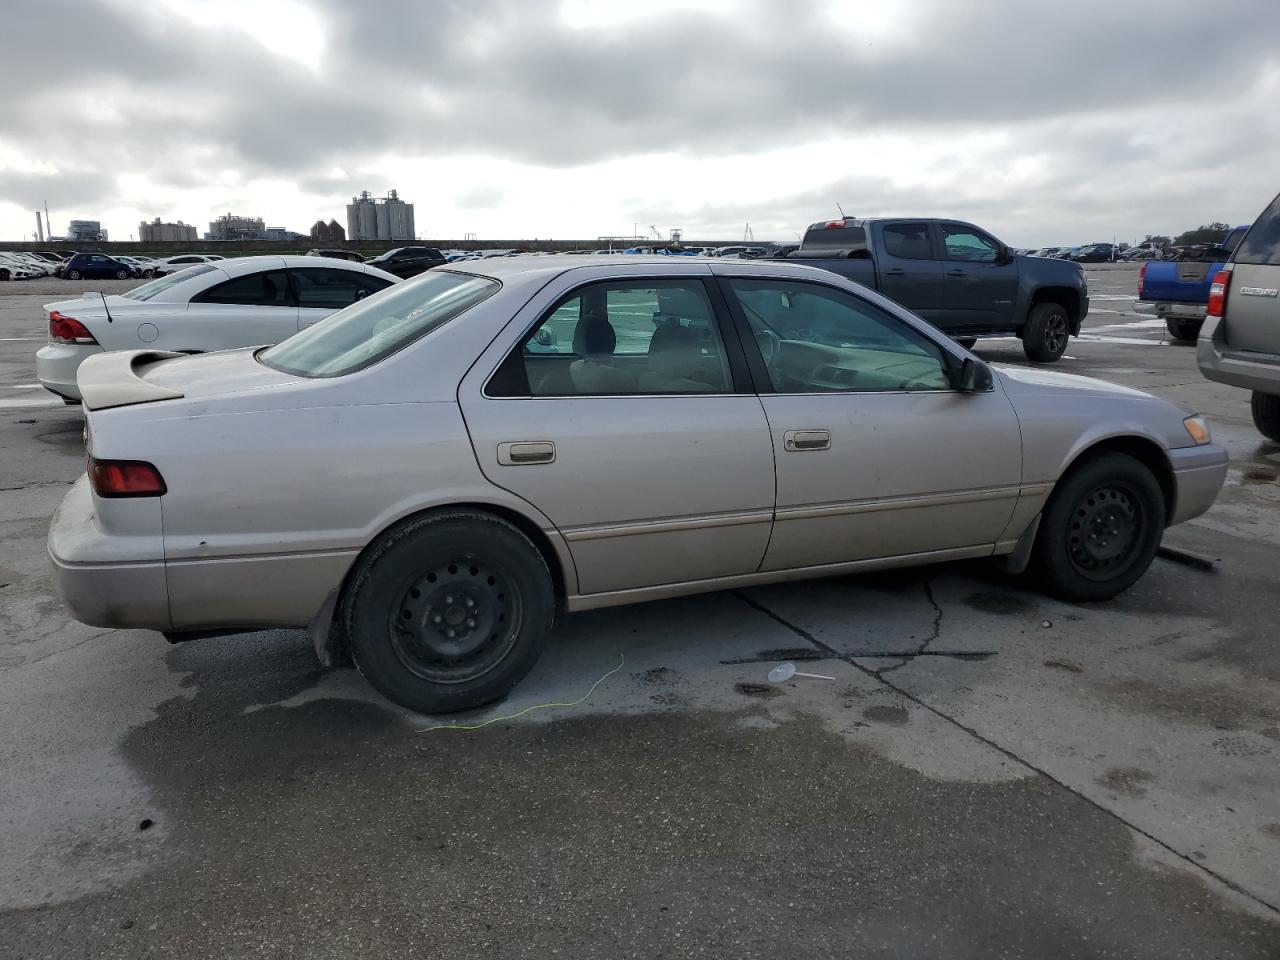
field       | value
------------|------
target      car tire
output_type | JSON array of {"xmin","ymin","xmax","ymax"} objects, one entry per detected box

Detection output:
[
  {"xmin": 1251, "ymin": 392, "xmax": 1280, "ymax": 442},
  {"xmin": 1030, "ymin": 452, "xmax": 1165, "ymax": 602},
  {"xmin": 0, "ymin": 269, "xmax": 9, "ymax": 282},
  {"xmin": 955, "ymin": 337, "xmax": 978, "ymax": 349},
  {"xmin": 1165, "ymin": 317, "xmax": 1202, "ymax": 341},
  {"xmin": 344, "ymin": 511, "xmax": 555, "ymax": 714},
  {"xmin": 115, "ymin": 269, "xmax": 128, "ymax": 279},
  {"xmin": 1021, "ymin": 302, "xmax": 1071, "ymax": 362},
  {"xmin": 143, "ymin": 269, "xmax": 155, "ymax": 278},
  {"xmin": 67, "ymin": 269, "xmax": 82, "ymax": 280}
]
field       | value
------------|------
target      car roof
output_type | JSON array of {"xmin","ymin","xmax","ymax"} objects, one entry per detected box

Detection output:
[{"xmin": 443, "ymin": 253, "xmax": 840, "ymax": 285}]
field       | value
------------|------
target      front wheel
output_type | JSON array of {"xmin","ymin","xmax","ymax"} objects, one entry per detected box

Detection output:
[
  {"xmin": 1252, "ymin": 392, "xmax": 1280, "ymax": 442},
  {"xmin": 344, "ymin": 511, "xmax": 555, "ymax": 714},
  {"xmin": 1165, "ymin": 317, "xmax": 1202, "ymax": 341},
  {"xmin": 143, "ymin": 269, "xmax": 155, "ymax": 278},
  {"xmin": 66, "ymin": 269, "xmax": 82, "ymax": 280},
  {"xmin": 0, "ymin": 269, "xmax": 9, "ymax": 282},
  {"xmin": 1022, "ymin": 302, "xmax": 1071, "ymax": 362},
  {"xmin": 115, "ymin": 269, "xmax": 128, "ymax": 279},
  {"xmin": 1030, "ymin": 452, "xmax": 1165, "ymax": 602}
]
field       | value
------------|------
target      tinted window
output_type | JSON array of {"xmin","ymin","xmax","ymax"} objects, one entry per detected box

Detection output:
[
  {"xmin": 941, "ymin": 224, "xmax": 999, "ymax": 263},
  {"xmin": 122, "ymin": 265, "xmax": 218, "ymax": 301},
  {"xmin": 194, "ymin": 270, "xmax": 292, "ymax": 307},
  {"xmin": 1234, "ymin": 194, "xmax": 1280, "ymax": 266},
  {"xmin": 882, "ymin": 222, "xmax": 934, "ymax": 260},
  {"xmin": 291, "ymin": 268, "xmax": 391, "ymax": 309},
  {"xmin": 727, "ymin": 278, "xmax": 950, "ymax": 393},
  {"xmin": 260, "ymin": 270, "xmax": 498, "ymax": 378},
  {"xmin": 491, "ymin": 280, "xmax": 732, "ymax": 397},
  {"xmin": 802, "ymin": 224, "xmax": 867, "ymax": 249}
]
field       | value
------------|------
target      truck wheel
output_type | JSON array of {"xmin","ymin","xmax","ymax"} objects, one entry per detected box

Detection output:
[
  {"xmin": 1165, "ymin": 317, "xmax": 1202, "ymax": 341},
  {"xmin": 1252, "ymin": 392, "xmax": 1280, "ymax": 442},
  {"xmin": 1030, "ymin": 452, "xmax": 1164, "ymax": 602},
  {"xmin": 344, "ymin": 510, "xmax": 555, "ymax": 714},
  {"xmin": 1022, "ymin": 303, "xmax": 1070, "ymax": 362}
]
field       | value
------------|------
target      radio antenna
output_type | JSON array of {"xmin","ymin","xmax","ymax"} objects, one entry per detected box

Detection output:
[
  {"xmin": 99, "ymin": 291, "xmax": 114, "ymax": 323},
  {"xmin": 835, "ymin": 201, "xmax": 846, "ymax": 219}
]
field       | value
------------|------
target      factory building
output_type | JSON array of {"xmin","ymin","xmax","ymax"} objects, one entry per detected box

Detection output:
[
  {"xmin": 139, "ymin": 218, "xmax": 198, "ymax": 242},
  {"xmin": 206, "ymin": 213, "xmax": 266, "ymax": 241},
  {"xmin": 68, "ymin": 220, "xmax": 107, "ymax": 241},
  {"xmin": 345, "ymin": 189, "xmax": 414, "ymax": 241},
  {"xmin": 309, "ymin": 219, "xmax": 346, "ymax": 243}
]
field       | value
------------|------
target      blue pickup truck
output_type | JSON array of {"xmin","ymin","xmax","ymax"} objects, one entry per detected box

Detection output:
[{"xmin": 1135, "ymin": 226, "xmax": 1248, "ymax": 340}]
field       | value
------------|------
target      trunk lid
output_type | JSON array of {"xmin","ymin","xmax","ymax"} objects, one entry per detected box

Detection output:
[
  {"xmin": 1222, "ymin": 264, "xmax": 1280, "ymax": 354},
  {"xmin": 78, "ymin": 348, "xmax": 300, "ymax": 410}
]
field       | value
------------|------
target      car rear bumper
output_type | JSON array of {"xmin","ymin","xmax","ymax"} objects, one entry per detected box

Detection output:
[
  {"xmin": 1197, "ymin": 317, "xmax": 1280, "ymax": 394},
  {"xmin": 1134, "ymin": 301, "xmax": 1206, "ymax": 321},
  {"xmin": 47, "ymin": 477, "xmax": 172, "ymax": 630},
  {"xmin": 36, "ymin": 342, "xmax": 102, "ymax": 401},
  {"xmin": 1167, "ymin": 444, "xmax": 1228, "ymax": 526}
]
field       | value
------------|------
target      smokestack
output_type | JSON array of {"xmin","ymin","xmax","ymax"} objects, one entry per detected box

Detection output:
[{"xmin": 35, "ymin": 211, "xmax": 44, "ymax": 243}]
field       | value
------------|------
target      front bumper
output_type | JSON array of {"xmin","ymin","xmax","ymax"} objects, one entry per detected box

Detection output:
[
  {"xmin": 47, "ymin": 477, "xmax": 172, "ymax": 630},
  {"xmin": 1134, "ymin": 301, "xmax": 1206, "ymax": 321},
  {"xmin": 1167, "ymin": 444, "xmax": 1229, "ymax": 526},
  {"xmin": 36, "ymin": 342, "xmax": 102, "ymax": 401},
  {"xmin": 1197, "ymin": 317, "xmax": 1280, "ymax": 395}
]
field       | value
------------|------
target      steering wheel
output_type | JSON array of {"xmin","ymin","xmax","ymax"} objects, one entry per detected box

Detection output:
[{"xmin": 755, "ymin": 328, "xmax": 781, "ymax": 366}]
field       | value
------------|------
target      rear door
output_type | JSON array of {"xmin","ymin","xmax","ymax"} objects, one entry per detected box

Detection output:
[
  {"xmin": 290, "ymin": 266, "xmax": 394, "ymax": 330},
  {"xmin": 457, "ymin": 267, "xmax": 776, "ymax": 597},
  {"xmin": 1225, "ymin": 193, "xmax": 1280, "ymax": 353},
  {"xmin": 937, "ymin": 222, "xmax": 1020, "ymax": 330},
  {"xmin": 871, "ymin": 221, "xmax": 948, "ymax": 324},
  {"xmin": 179, "ymin": 264, "xmax": 299, "ymax": 350}
]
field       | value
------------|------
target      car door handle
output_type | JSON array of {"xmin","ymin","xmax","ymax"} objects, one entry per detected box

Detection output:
[
  {"xmin": 883, "ymin": 268, "xmax": 905, "ymax": 276},
  {"xmin": 946, "ymin": 269, "xmax": 965, "ymax": 277},
  {"xmin": 497, "ymin": 441, "xmax": 556, "ymax": 465},
  {"xmin": 783, "ymin": 429, "xmax": 831, "ymax": 452}
]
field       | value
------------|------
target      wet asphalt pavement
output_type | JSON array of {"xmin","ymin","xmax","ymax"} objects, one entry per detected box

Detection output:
[{"xmin": 1, "ymin": 265, "xmax": 1278, "ymax": 958}]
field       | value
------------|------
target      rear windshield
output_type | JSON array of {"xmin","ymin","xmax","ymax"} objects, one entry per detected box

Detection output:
[
  {"xmin": 259, "ymin": 270, "xmax": 499, "ymax": 378},
  {"xmin": 802, "ymin": 224, "xmax": 867, "ymax": 249},
  {"xmin": 1234, "ymin": 193, "xmax": 1280, "ymax": 266},
  {"xmin": 121, "ymin": 264, "xmax": 219, "ymax": 301}
]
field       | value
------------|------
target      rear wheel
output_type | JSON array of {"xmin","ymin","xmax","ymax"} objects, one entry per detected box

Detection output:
[
  {"xmin": 1165, "ymin": 317, "xmax": 1202, "ymax": 341},
  {"xmin": 114, "ymin": 269, "xmax": 128, "ymax": 279},
  {"xmin": 344, "ymin": 511, "xmax": 555, "ymax": 714},
  {"xmin": 1022, "ymin": 302, "xmax": 1071, "ymax": 362},
  {"xmin": 1030, "ymin": 452, "xmax": 1165, "ymax": 602},
  {"xmin": 1252, "ymin": 392, "xmax": 1280, "ymax": 442},
  {"xmin": 67, "ymin": 269, "xmax": 82, "ymax": 280}
]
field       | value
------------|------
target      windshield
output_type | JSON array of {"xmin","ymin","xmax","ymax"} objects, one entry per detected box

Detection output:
[
  {"xmin": 259, "ymin": 270, "xmax": 499, "ymax": 378},
  {"xmin": 122, "ymin": 264, "xmax": 219, "ymax": 301}
]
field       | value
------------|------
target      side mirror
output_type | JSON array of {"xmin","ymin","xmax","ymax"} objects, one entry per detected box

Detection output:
[
  {"xmin": 957, "ymin": 357, "xmax": 993, "ymax": 392},
  {"xmin": 995, "ymin": 245, "xmax": 1013, "ymax": 265}
]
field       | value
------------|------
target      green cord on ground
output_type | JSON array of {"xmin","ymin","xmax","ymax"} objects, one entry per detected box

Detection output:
[{"xmin": 418, "ymin": 654, "xmax": 625, "ymax": 733}]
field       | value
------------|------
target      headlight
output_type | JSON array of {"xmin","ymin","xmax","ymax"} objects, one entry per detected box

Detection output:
[{"xmin": 1183, "ymin": 414, "xmax": 1211, "ymax": 445}]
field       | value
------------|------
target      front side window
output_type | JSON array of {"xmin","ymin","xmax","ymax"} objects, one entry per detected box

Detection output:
[
  {"xmin": 940, "ymin": 224, "xmax": 999, "ymax": 263},
  {"xmin": 291, "ymin": 268, "xmax": 391, "ymax": 309},
  {"xmin": 881, "ymin": 222, "xmax": 934, "ymax": 260},
  {"xmin": 194, "ymin": 270, "xmax": 292, "ymax": 307},
  {"xmin": 490, "ymin": 279, "xmax": 732, "ymax": 396},
  {"xmin": 727, "ymin": 278, "xmax": 951, "ymax": 393},
  {"xmin": 260, "ymin": 270, "xmax": 498, "ymax": 378}
]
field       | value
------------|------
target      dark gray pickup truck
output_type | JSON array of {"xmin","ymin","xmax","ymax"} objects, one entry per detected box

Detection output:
[{"xmin": 773, "ymin": 218, "xmax": 1090, "ymax": 362}]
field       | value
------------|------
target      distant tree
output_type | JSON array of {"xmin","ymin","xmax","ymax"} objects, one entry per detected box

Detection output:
[{"xmin": 1174, "ymin": 222, "xmax": 1230, "ymax": 246}]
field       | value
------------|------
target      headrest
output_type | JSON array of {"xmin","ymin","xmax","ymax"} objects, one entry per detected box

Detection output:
[
  {"xmin": 573, "ymin": 310, "xmax": 617, "ymax": 356},
  {"xmin": 648, "ymin": 324, "xmax": 704, "ymax": 380}
]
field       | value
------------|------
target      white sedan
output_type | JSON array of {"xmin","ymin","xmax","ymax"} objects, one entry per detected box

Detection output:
[
  {"xmin": 0, "ymin": 253, "xmax": 46, "ymax": 280},
  {"xmin": 35, "ymin": 255, "xmax": 400, "ymax": 401}
]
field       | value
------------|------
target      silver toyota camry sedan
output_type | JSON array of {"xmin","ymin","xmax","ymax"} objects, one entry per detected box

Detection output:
[{"xmin": 49, "ymin": 257, "xmax": 1228, "ymax": 713}]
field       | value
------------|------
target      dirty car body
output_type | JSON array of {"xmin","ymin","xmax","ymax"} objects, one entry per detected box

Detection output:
[{"xmin": 49, "ymin": 257, "xmax": 1228, "ymax": 713}]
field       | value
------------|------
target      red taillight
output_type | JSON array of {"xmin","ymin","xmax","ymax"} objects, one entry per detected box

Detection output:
[
  {"xmin": 88, "ymin": 458, "xmax": 167, "ymax": 498},
  {"xmin": 824, "ymin": 219, "xmax": 846, "ymax": 229},
  {"xmin": 1137, "ymin": 262, "xmax": 1147, "ymax": 298},
  {"xmin": 49, "ymin": 310, "xmax": 98, "ymax": 344},
  {"xmin": 1207, "ymin": 267, "xmax": 1232, "ymax": 320}
]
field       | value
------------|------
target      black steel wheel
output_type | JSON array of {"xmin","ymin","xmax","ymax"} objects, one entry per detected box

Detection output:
[
  {"xmin": 1022, "ymin": 302, "xmax": 1070, "ymax": 362},
  {"xmin": 1029, "ymin": 452, "xmax": 1164, "ymax": 601},
  {"xmin": 1165, "ymin": 317, "xmax": 1202, "ymax": 341},
  {"xmin": 345, "ymin": 511, "xmax": 555, "ymax": 714}
]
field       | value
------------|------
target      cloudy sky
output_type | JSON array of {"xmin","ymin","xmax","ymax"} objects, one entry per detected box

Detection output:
[{"xmin": 2, "ymin": 0, "xmax": 1278, "ymax": 247}]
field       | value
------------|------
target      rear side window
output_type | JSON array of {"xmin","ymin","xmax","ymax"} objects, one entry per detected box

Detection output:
[
  {"xmin": 122, "ymin": 265, "xmax": 218, "ymax": 301},
  {"xmin": 291, "ymin": 268, "xmax": 391, "ymax": 309},
  {"xmin": 882, "ymin": 222, "xmax": 934, "ymax": 260},
  {"xmin": 195, "ymin": 270, "xmax": 292, "ymax": 307},
  {"xmin": 1234, "ymin": 195, "xmax": 1280, "ymax": 265}
]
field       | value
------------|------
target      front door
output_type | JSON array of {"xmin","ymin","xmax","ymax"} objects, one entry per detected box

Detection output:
[
  {"xmin": 937, "ymin": 222, "xmax": 1020, "ymax": 331},
  {"xmin": 458, "ymin": 272, "xmax": 776, "ymax": 596},
  {"xmin": 717, "ymin": 272, "xmax": 1022, "ymax": 572}
]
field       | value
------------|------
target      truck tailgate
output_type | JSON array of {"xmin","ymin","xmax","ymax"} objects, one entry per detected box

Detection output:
[{"xmin": 1141, "ymin": 260, "xmax": 1220, "ymax": 303}]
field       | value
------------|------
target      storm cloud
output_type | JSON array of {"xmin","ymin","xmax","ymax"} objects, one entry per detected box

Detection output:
[{"xmin": 1, "ymin": 0, "xmax": 1277, "ymax": 244}]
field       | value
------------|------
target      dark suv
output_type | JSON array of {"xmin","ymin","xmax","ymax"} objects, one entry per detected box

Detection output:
[
  {"xmin": 61, "ymin": 253, "xmax": 136, "ymax": 280},
  {"xmin": 1197, "ymin": 191, "xmax": 1280, "ymax": 440},
  {"xmin": 363, "ymin": 246, "xmax": 446, "ymax": 278}
]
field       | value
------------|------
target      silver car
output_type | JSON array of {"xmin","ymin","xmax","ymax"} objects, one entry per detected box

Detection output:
[{"xmin": 49, "ymin": 257, "xmax": 1228, "ymax": 713}]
